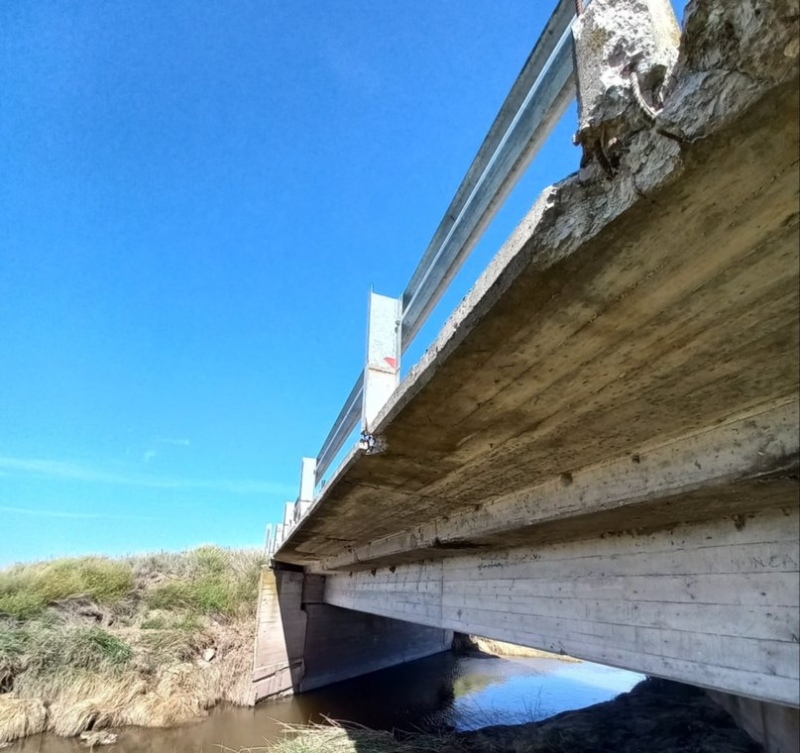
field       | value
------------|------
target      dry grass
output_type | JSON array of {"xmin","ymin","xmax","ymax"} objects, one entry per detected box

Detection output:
[
  {"xmin": 471, "ymin": 638, "xmax": 581, "ymax": 662},
  {"xmin": 0, "ymin": 695, "xmax": 47, "ymax": 742},
  {"xmin": 0, "ymin": 546, "xmax": 266, "ymax": 744},
  {"xmin": 233, "ymin": 722, "xmax": 470, "ymax": 753}
]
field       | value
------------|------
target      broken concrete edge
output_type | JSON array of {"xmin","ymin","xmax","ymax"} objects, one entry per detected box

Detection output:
[
  {"xmin": 660, "ymin": 0, "xmax": 800, "ymax": 142},
  {"xmin": 573, "ymin": 0, "xmax": 682, "ymax": 174}
]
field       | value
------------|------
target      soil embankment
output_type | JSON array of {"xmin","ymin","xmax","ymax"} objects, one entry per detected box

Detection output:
[
  {"xmin": 257, "ymin": 678, "xmax": 762, "ymax": 753},
  {"xmin": 0, "ymin": 547, "xmax": 265, "ymax": 745},
  {"xmin": 454, "ymin": 633, "xmax": 582, "ymax": 661}
]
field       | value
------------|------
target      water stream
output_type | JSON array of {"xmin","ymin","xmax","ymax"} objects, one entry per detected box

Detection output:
[{"xmin": 8, "ymin": 653, "xmax": 645, "ymax": 752}]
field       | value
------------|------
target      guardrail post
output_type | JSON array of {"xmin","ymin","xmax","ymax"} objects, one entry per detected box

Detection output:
[
  {"xmin": 283, "ymin": 502, "xmax": 296, "ymax": 533},
  {"xmin": 264, "ymin": 524, "xmax": 274, "ymax": 555},
  {"xmin": 362, "ymin": 292, "xmax": 402, "ymax": 433},
  {"xmin": 297, "ymin": 457, "xmax": 316, "ymax": 518},
  {"xmin": 274, "ymin": 523, "xmax": 285, "ymax": 550}
]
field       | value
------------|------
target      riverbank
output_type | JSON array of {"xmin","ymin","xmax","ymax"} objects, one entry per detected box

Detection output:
[
  {"xmin": 0, "ymin": 547, "xmax": 265, "ymax": 745},
  {"xmin": 254, "ymin": 677, "xmax": 762, "ymax": 753},
  {"xmin": 454, "ymin": 634, "xmax": 581, "ymax": 662}
]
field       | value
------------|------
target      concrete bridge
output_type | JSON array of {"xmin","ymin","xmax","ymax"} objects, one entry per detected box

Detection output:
[{"xmin": 253, "ymin": 0, "xmax": 799, "ymax": 750}]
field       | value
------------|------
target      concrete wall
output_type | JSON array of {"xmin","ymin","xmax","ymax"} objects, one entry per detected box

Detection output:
[
  {"xmin": 251, "ymin": 567, "xmax": 452, "ymax": 703},
  {"xmin": 709, "ymin": 691, "xmax": 800, "ymax": 753},
  {"xmin": 325, "ymin": 505, "xmax": 799, "ymax": 708}
]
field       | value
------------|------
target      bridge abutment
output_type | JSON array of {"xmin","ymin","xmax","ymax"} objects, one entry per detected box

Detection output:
[
  {"xmin": 708, "ymin": 691, "xmax": 799, "ymax": 753},
  {"xmin": 250, "ymin": 567, "xmax": 452, "ymax": 704}
]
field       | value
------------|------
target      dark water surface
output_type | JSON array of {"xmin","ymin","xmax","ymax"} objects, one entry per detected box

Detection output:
[{"xmin": 8, "ymin": 653, "xmax": 644, "ymax": 752}]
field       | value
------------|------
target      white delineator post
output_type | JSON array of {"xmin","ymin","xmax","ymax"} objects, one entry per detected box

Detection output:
[
  {"xmin": 283, "ymin": 502, "xmax": 296, "ymax": 534},
  {"xmin": 362, "ymin": 292, "xmax": 402, "ymax": 433},
  {"xmin": 297, "ymin": 457, "xmax": 316, "ymax": 518}
]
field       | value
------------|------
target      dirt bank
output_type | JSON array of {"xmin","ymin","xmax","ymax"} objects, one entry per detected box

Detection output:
[
  {"xmin": 256, "ymin": 678, "xmax": 762, "ymax": 753},
  {"xmin": 0, "ymin": 548, "xmax": 265, "ymax": 745},
  {"xmin": 454, "ymin": 634, "xmax": 582, "ymax": 662}
]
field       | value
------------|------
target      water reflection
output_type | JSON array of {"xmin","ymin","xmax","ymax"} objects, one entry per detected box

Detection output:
[
  {"xmin": 8, "ymin": 652, "xmax": 644, "ymax": 752},
  {"xmin": 444, "ymin": 657, "xmax": 645, "ymax": 731}
]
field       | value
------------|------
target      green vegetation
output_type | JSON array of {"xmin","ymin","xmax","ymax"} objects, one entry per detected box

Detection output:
[
  {"xmin": 0, "ymin": 546, "xmax": 266, "ymax": 744},
  {"xmin": 146, "ymin": 546, "xmax": 263, "ymax": 618},
  {"xmin": 4, "ymin": 624, "xmax": 133, "ymax": 676},
  {"xmin": 0, "ymin": 557, "xmax": 133, "ymax": 619},
  {"xmin": 0, "ymin": 546, "xmax": 263, "ymax": 623}
]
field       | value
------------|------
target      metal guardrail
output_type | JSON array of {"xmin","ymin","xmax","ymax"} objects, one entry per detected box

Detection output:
[{"xmin": 313, "ymin": 0, "xmax": 578, "ymax": 486}]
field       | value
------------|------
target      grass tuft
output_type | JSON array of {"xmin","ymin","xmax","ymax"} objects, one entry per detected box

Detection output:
[
  {"xmin": 4, "ymin": 625, "xmax": 133, "ymax": 677},
  {"xmin": 145, "ymin": 547, "xmax": 264, "ymax": 618},
  {"xmin": 232, "ymin": 722, "xmax": 469, "ymax": 753},
  {"xmin": 0, "ymin": 557, "xmax": 133, "ymax": 619}
]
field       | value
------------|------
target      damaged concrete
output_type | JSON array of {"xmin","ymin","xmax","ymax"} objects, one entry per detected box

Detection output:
[{"xmin": 573, "ymin": 0, "xmax": 681, "ymax": 174}]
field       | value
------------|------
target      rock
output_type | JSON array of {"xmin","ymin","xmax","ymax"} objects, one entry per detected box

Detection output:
[
  {"xmin": 79, "ymin": 730, "xmax": 118, "ymax": 747},
  {"xmin": 202, "ymin": 647, "xmax": 216, "ymax": 663}
]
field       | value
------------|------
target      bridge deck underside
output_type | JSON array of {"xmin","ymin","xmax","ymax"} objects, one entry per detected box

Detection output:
[
  {"xmin": 323, "ymin": 504, "xmax": 800, "ymax": 707},
  {"xmin": 278, "ymin": 76, "xmax": 799, "ymax": 573}
]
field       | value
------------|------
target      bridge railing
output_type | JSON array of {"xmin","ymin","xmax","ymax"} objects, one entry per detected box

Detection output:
[{"xmin": 269, "ymin": 0, "xmax": 580, "ymax": 555}]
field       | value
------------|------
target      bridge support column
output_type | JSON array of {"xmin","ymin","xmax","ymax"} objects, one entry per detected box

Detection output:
[{"xmin": 250, "ymin": 566, "xmax": 452, "ymax": 704}]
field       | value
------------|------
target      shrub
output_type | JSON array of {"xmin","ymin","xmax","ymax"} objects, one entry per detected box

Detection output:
[
  {"xmin": 140, "ymin": 615, "xmax": 168, "ymax": 630},
  {"xmin": 0, "ymin": 625, "xmax": 30, "ymax": 689}
]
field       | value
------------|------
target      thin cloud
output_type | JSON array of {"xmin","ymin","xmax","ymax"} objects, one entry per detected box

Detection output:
[
  {"xmin": 0, "ymin": 456, "xmax": 295, "ymax": 497},
  {"xmin": 155, "ymin": 438, "xmax": 190, "ymax": 447},
  {"xmin": 0, "ymin": 505, "xmax": 161, "ymax": 522}
]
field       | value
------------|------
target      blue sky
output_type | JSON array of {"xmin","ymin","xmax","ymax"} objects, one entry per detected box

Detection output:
[{"xmin": 1, "ymin": 1, "xmax": 684, "ymax": 566}]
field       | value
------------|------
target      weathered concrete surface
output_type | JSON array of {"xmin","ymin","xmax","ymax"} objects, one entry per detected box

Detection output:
[
  {"xmin": 278, "ymin": 0, "xmax": 799, "ymax": 570},
  {"xmin": 709, "ymin": 690, "xmax": 800, "ymax": 753},
  {"xmin": 323, "ymin": 505, "xmax": 799, "ymax": 707},
  {"xmin": 251, "ymin": 568, "xmax": 452, "ymax": 703},
  {"xmin": 573, "ymin": 0, "xmax": 681, "ymax": 172}
]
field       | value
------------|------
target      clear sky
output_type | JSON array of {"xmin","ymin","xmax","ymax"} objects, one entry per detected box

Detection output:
[{"xmin": 2, "ymin": 1, "xmax": 681, "ymax": 566}]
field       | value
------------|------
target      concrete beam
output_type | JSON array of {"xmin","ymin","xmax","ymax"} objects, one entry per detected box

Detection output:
[
  {"xmin": 318, "ymin": 399, "xmax": 798, "ymax": 571},
  {"xmin": 324, "ymin": 504, "xmax": 800, "ymax": 706}
]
